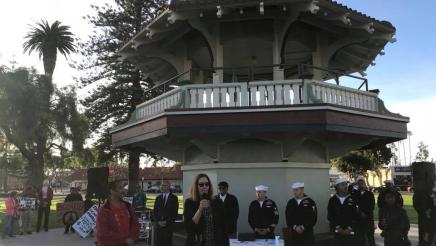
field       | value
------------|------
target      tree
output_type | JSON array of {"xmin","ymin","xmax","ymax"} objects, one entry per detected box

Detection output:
[
  {"xmin": 331, "ymin": 144, "xmax": 392, "ymax": 180},
  {"xmin": 0, "ymin": 67, "xmax": 87, "ymax": 188},
  {"xmin": 77, "ymin": 0, "xmax": 167, "ymax": 194},
  {"xmin": 415, "ymin": 141, "xmax": 429, "ymax": 161},
  {"xmin": 23, "ymin": 20, "xmax": 76, "ymax": 80}
]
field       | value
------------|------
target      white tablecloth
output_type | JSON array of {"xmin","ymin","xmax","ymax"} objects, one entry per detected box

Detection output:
[{"xmin": 229, "ymin": 239, "xmax": 284, "ymax": 246}]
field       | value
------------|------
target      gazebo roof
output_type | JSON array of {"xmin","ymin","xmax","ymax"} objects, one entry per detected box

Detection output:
[{"xmin": 119, "ymin": 0, "xmax": 396, "ymax": 83}]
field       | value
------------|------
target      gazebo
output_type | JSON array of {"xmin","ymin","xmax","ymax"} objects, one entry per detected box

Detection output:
[{"xmin": 111, "ymin": 0, "xmax": 408, "ymax": 234}]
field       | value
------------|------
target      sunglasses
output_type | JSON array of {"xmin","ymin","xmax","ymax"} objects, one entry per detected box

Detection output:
[{"xmin": 198, "ymin": 182, "xmax": 210, "ymax": 187}]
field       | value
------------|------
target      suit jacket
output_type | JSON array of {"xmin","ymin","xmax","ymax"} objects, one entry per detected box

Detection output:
[
  {"xmin": 215, "ymin": 193, "xmax": 239, "ymax": 234},
  {"xmin": 153, "ymin": 193, "xmax": 179, "ymax": 226}
]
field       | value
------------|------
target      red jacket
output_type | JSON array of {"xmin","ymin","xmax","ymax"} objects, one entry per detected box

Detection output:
[
  {"xmin": 38, "ymin": 187, "xmax": 54, "ymax": 207},
  {"xmin": 96, "ymin": 200, "xmax": 139, "ymax": 246},
  {"xmin": 5, "ymin": 197, "xmax": 17, "ymax": 216}
]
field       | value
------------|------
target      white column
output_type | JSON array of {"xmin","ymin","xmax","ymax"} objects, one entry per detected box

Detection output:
[
  {"xmin": 273, "ymin": 20, "xmax": 284, "ymax": 80},
  {"xmin": 312, "ymin": 33, "xmax": 329, "ymax": 80},
  {"xmin": 212, "ymin": 24, "xmax": 224, "ymax": 84}
]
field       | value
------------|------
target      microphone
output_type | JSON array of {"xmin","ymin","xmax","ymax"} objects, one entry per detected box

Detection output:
[{"xmin": 201, "ymin": 193, "xmax": 209, "ymax": 200}]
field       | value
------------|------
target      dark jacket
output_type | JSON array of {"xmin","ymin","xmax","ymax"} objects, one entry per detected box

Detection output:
[
  {"xmin": 351, "ymin": 189, "xmax": 375, "ymax": 223},
  {"xmin": 38, "ymin": 187, "xmax": 54, "ymax": 207},
  {"xmin": 215, "ymin": 193, "xmax": 239, "ymax": 234},
  {"xmin": 378, "ymin": 205, "xmax": 410, "ymax": 245},
  {"xmin": 378, "ymin": 187, "xmax": 403, "ymax": 208},
  {"xmin": 327, "ymin": 194, "xmax": 359, "ymax": 233},
  {"xmin": 286, "ymin": 196, "xmax": 317, "ymax": 230},
  {"xmin": 285, "ymin": 195, "xmax": 317, "ymax": 245},
  {"xmin": 84, "ymin": 199, "xmax": 95, "ymax": 212},
  {"xmin": 65, "ymin": 193, "xmax": 83, "ymax": 202},
  {"xmin": 248, "ymin": 198, "xmax": 279, "ymax": 232},
  {"xmin": 153, "ymin": 193, "xmax": 179, "ymax": 225},
  {"xmin": 183, "ymin": 198, "xmax": 228, "ymax": 246}
]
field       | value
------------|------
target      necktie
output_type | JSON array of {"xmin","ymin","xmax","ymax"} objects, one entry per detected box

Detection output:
[{"xmin": 164, "ymin": 194, "xmax": 167, "ymax": 206}]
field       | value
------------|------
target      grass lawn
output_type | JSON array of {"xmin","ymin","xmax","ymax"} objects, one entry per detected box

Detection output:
[{"xmin": 0, "ymin": 193, "xmax": 418, "ymax": 231}]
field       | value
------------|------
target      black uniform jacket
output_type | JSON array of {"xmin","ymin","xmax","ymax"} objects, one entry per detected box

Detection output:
[
  {"xmin": 327, "ymin": 194, "xmax": 358, "ymax": 233},
  {"xmin": 285, "ymin": 195, "xmax": 317, "ymax": 231},
  {"xmin": 215, "ymin": 193, "xmax": 239, "ymax": 234},
  {"xmin": 351, "ymin": 189, "xmax": 375, "ymax": 222},
  {"xmin": 248, "ymin": 198, "xmax": 279, "ymax": 232},
  {"xmin": 153, "ymin": 193, "xmax": 179, "ymax": 225},
  {"xmin": 378, "ymin": 205, "xmax": 410, "ymax": 240}
]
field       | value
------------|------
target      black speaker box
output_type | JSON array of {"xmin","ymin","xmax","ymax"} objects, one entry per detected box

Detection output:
[
  {"xmin": 412, "ymin": 161, "xmax": 435, "ymax": 193},
  {"xmin": 87, "ymin": 167, "xmax": 109, "ymax": 199}
]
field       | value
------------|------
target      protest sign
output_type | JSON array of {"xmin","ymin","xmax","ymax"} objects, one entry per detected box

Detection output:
[
  {"xmin": 17, "ymin": 197, "xmax": 36, "ymax": 209},
  {"xmin": 56, "ymin": 201, "xmax": 84, "ymax": 225},
  {"xmin": 122, "ymin": 196, "xmax": 133, "ymax": 204},
  {"xmin": 72, "ymin": 205, "xmax": 98, "ymax": 238}
]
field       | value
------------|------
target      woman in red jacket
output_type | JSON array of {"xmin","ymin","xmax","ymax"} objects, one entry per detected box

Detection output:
[
  {"xmin": 96, "ymin": 180, "xmax": 139, "ymax": 246},
  {"xmin": 2, "ymin": 191, "xmax": 18, "ymax": 238}
]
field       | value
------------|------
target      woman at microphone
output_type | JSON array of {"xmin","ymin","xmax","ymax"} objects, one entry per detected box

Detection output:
[{"xmin": 184, "ymin": 173, "xmax": 228, "ymax": 246}]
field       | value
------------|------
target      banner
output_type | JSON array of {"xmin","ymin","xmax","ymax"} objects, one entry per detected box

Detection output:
[
  {"xmin": 122, "ymin": 196, "xmax": 133, "ymax": 204},
  {"xmin": 17, "ymin": 197, "xmax": 36, "ymax": 209},
  {"xmin": 56, "ymin": 201, "xmax": 84, "ymax": 225},
  {"xmin": 72, "ymin": 205, "xmax": 98, "ymax": 238}
]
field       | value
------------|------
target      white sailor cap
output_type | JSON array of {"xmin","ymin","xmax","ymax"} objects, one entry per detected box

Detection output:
[
  {"xmin": 255, "ymin": 185, "xmax": 269, "ymax": 191},
  {"xmin": 356, "ymin": 176, "xmax": 365, "ymax": 182},
  {"xmin": 291, "ymin": 182, "xmax": 304, "ymax": 189},
  {"xmin": 384, "ymin": 180, "xmax": 394, "ymax": 184},
  {"xmin": 335, "ymin": 178, "xmax": 348, "ymax": 185}
]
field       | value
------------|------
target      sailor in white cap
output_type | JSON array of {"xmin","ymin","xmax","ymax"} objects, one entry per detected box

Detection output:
[
  {"xmin": 248, "ymin": 185, "xmax": 279, "ymax": 239},
  {"xmin": 351, "ymin": 176, "xmax": 376, "ymax": 246},
  {"xmin": 285, "ymin": 182, "xmax": 317, "ymax": 246},
  {"xmin": 327, "ymin": 177, "xmax": 358, "ymax": 246}
]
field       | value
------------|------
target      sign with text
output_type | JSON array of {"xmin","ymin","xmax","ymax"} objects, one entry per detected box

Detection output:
[
  {"xmin": 123, "ymin": 196, "xmax": 133, "ymax": 204},
  {"xmin": 72, "ymin": 205, "xmax": 98, "ymax": 238},
  {"xmin": 56, "ymin": 201, "xmax": 84, "ymax": 225},
  {"xmin": 17, "ymin": 197, "xmax": 36, "ymax": 209}
]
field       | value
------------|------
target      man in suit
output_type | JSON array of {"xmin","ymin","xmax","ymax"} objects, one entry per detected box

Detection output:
[
  {"xmin": 216, "ymin": 181, "xmax": 239, "ymax": 238},
  {"xmin": 153, "ymin": 181, "xmax": 179, "ymax": 246}
]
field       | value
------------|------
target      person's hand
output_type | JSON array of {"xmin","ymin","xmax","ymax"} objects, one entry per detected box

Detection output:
[
  {"xmin": 296, "ymin": 226, "xmax": 304, "ymax": 234},
  {"xmin": 158, "ymin": 221, "xmax": 167, "ymax": 227},
  {"xmin": 424, "ymin": 233, "xmax": 429, "ymax": 242},
  {"xmin": 125, "ymin": 238, "xmax": 135, "ymax": 246},
  {"xmin": 199, "ymin": 199, "xmax": 210, "ymax": 210}
]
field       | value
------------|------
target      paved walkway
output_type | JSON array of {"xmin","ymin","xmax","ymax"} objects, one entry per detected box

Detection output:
[{"xmin": 0, "ymin": 225, "xmax": 420, "ymax": 246}]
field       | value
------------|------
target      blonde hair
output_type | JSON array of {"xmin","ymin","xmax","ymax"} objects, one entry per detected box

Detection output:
[{"xmin": 189, "ymin": 173, "xmax": 214, "ymax": 202}]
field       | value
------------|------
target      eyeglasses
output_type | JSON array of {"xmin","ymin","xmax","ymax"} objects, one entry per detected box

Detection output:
[{"xmin": 198, "ymin": 182, "xmax": 210, "ymax": 187}]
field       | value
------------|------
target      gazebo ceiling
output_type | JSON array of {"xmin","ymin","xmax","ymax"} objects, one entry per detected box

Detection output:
[{"xmin": 119, "ymin": 0, "xmax": 395, "ymax": 83}]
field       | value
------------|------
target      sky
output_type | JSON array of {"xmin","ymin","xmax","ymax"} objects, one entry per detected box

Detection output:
[{"xmin": 0, "ymin": 0, "xmax": 435, "ymax": 164}]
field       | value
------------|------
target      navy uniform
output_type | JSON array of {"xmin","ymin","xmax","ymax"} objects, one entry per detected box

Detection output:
[
  {"xmin": 248, "ymin": 185, "xmax": 279, "ymax": 239},
  {"xmin": 328, "ymin": 178, "xmax": 359, "ymax": 246},
  {"xmin": 285, "ymin": 182, "xmax": 317, "ymax": 246},
  {"xmin": 351, "ymin": 177, "xmax": 376, "ymax": 246}
]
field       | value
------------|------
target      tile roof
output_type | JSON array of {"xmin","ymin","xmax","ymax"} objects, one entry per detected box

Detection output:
[{"xmin": 65, "ymin": 166, "xmax": 183, "ymax": 183}]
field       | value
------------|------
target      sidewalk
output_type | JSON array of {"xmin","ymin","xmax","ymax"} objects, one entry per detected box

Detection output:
[{"xmin": 0, "ymin": 225, "xmax": 420, "ymax": 246}]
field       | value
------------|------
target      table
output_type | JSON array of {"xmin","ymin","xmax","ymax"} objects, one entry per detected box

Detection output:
[{"xmin": 229, "ymin": 239, "xmax": 285, "ymax": 246}]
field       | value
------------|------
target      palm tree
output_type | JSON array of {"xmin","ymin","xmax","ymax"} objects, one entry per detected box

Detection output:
[{"xmin": 23, "ymin": 20, "xmax": 76, "ymax": 79}]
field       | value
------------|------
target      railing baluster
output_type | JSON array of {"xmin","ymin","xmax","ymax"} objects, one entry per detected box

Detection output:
[{"xmin": 275, "ymin": 85, "xmax": 283, "ymax": 105}]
